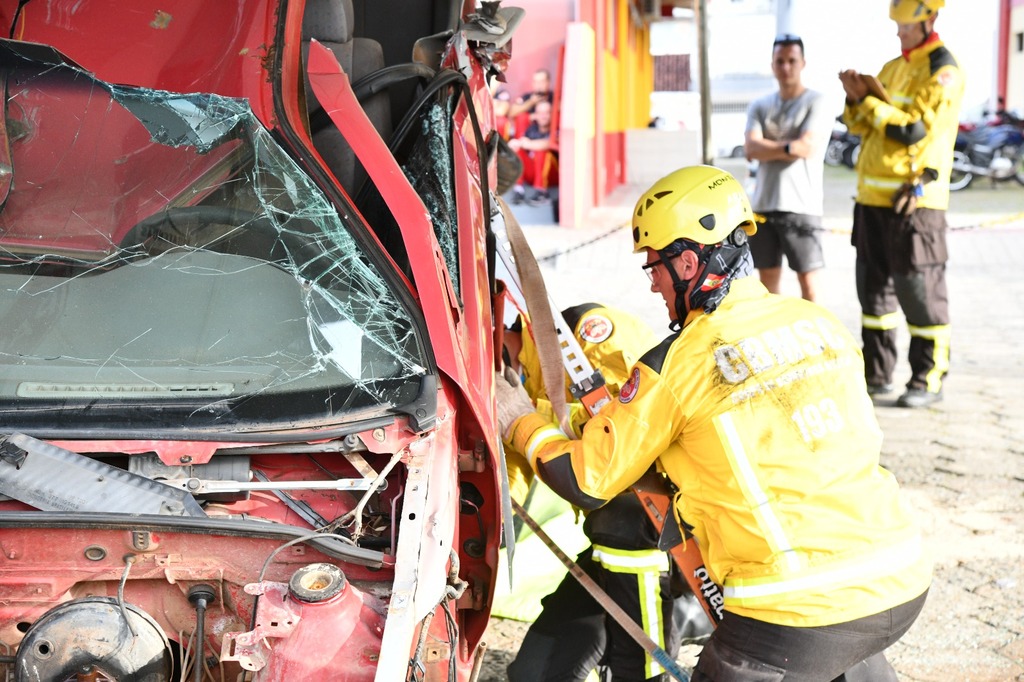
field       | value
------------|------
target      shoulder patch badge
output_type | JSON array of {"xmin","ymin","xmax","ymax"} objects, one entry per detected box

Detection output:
[
  {"xmin": 579, "ymin": 314, "xmax": 613, "ymax": 344},
  {"xmin": 619, "ymin": 367, "xmax": 641, "ymax": 403}
]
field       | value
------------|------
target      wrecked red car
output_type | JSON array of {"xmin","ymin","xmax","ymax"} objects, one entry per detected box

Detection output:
[{"xmin": 0, "ymin": 0, "xmax": 516, "ymax": 679}]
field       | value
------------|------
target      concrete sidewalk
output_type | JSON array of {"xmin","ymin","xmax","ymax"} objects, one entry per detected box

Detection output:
[{"xmin": 509, "ymin": 164, "xmax": 1024, "ymax": 680}]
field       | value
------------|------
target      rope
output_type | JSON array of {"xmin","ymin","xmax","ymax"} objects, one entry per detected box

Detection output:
[
  {"xmin": 816, "ymin": 209, "xmax": 1024, "ymax": 236},
  {"xmin": 532, "ymin": 209, "xmax": 1024, "ymax": 265},
  {"xmin": 528, "ymin": 202, "xmax": 1024, "ymax": 266},
  {"xmin": 949, "ymin": 210, "xmax": 1024, "ymax": 232},
  {"xmin": 535, "ymin": 222, "xmax": 629, "ymax": 263}
]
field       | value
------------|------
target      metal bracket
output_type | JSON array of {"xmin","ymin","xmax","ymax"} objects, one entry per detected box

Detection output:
[{"xmin": 163, "ymin": 477, "xmax": 381, "ymax": 495}]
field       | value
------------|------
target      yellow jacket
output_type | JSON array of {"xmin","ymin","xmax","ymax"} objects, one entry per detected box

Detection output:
[
  {"xmin": 844, "ymin": 35, "xmax": 964, "ymax": 210},
  {"xmin": 509, "ymin": 278, "xmax": 932, "ymax": 627}
]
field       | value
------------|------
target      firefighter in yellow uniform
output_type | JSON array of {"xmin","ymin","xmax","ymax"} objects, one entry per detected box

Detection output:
[
  {"xmin": 503, "ymin": 303, "xmax": 704, "ymax": 682},
  {"xmin": 839, "ymin": 0, "xmax": 963, "ymax": 408},
  {"xmin": 495, "ymin": 165, "xmax": 932, "ymax": 680}
]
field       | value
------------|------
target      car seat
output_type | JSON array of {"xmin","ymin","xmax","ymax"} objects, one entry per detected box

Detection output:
[{"xmin": 301, "ymin": 0, "xmax": 392, "ymax": 195}]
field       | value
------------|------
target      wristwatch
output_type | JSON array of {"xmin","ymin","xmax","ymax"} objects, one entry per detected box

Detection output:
[{"xmin": 784, "ymin": 142, "xmax": 792, "ymax": 155}]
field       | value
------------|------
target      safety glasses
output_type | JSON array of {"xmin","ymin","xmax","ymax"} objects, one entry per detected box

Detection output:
[{"xmin": 641, "ymin": 253, "xmax": 681, "ymax": 282}]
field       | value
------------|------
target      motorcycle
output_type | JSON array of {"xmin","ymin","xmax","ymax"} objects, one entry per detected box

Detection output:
[
  {"xmin": 949, "ymin": 111, "xmax": 1024, "ymax": 191},
  {"xmin": 826, "ymin": 117, "xmax": 861, "ymax": 169}
]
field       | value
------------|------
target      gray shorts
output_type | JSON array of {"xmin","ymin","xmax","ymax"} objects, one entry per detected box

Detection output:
[{"xmin": 749, "ymin": 211, "xmax": 825, "ymax": 273}]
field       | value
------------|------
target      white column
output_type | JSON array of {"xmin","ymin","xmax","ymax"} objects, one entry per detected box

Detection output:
[{"xmin": 775, "ymin": 0, "xmax": 805, "ymax": 37}]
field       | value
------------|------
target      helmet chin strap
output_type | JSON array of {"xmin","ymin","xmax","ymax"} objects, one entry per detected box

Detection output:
[
  {"xmin": 667, "ymin": 275, "xmax": 693, "ymax": 333},
  {"xmin": 658, "ymin": 229, "xmax": 755, "ymax": 331},
  {"xmin": 657, "ymin": 243, "xmax": 709, "ymax": 331}
]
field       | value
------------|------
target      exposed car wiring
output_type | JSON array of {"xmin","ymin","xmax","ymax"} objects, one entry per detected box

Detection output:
[
  {"xmin": 322, "ymin": 448, "xmax": 404, "ymax": 539},
  {"xmin": 441, "ymin": 599, "xmax": 458, "ymax": 682},
  {"xmin": 118, "ymin": 554, "xmax": 138, "ymax": 638},
  {"xmin": 410, "ymin": 549, "xmax": 468, "ymax": 682},
  {"xmin": 406, "ymin": 609, "xmax": 433, "ymax": 682}
]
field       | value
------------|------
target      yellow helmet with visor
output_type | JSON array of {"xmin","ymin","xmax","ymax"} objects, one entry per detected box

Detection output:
[{"xmin": 889, "ymin": 0, "xmax": 944, "ymax": 23}]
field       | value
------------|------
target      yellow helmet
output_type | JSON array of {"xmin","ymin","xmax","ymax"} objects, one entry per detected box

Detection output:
[
  {"xmin": 517, "ymin": 304, "xmax": 658, "ymax": 401},
  {"xmin": 632, "ymin": 165, "xmax": 757, "ymax": 254},
  {"xmin": 889, "ymin": 0, "xmax": 943, "ymax": 23}
]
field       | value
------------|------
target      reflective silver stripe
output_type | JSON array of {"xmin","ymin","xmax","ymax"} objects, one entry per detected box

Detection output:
[
  {"xmin": 909, "ymin": 325, "xmax": 951, "ymax": 391},
  {"xmin": 862, "ymin": 312, "xmax": 901, "ymax": 331},
  {"xmin": 926, "ymin": 336, "xmax": 950, "ymax": 392},
  {"xmin": 592, "ymin": 545, "xmax": 670, "ymax": 573},
  {"xmin": 591, "ymin": 544, "xmax": 668, "ymax": 676},
  {"xmin": 718, "ymin": 413, "xmax": 801, "ymax": 572},
  {"xmin": 907, "ymin": 324, "xmax": 951, "ymax": 341},
  {"xmin": 723, "ymin": 535, "xmax": 921, "ymax": 600},
  {"xmin": 863, "ymin": 176, "xmax": 904, "ymax": 190},
  {"xmin": 525, "ymin": 424, "xmax": 567, "ymax": 466}
]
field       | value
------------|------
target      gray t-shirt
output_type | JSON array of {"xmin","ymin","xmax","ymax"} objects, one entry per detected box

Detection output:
[{"xmin": 745, "ymin": 88, "xmax": 831, "ymax": 216}]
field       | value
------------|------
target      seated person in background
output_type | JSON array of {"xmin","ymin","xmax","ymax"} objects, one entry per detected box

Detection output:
[
  {"xmin": 508, "ymin": 68, "xmax": 554, "ymax": 132},
  {"xmin": 493, "ymin": 88, "xmax": 513, "ymax": 141},
  {"xmin": 508, "ymin": 100, "xmax": 558, "ymax": 205}
]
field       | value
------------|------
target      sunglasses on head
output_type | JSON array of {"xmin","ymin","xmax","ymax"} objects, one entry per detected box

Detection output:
[{"xmin": 773, "ymin": 34, "xmax": 804, "ymax": 50}]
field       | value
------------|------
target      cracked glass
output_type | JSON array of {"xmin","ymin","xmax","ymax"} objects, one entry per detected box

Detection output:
[
  {"xmin": 0, "ymin": 42, "xmax": 428, "ymax": 433},
  {"xmin": 404, "ymin": 100, "xmax": 459, "ymax": 301}
]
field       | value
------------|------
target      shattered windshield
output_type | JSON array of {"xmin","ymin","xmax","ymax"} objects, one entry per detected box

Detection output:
[{"xmin": 0, "ymin": 43, "xmax": 428, "ymax": 432}]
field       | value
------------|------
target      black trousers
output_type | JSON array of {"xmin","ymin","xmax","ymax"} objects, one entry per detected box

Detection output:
[
  {"xmin": 507, "ymin": 494, "xmax": 686, "ymax": 682},
  {"xmin": 690, "ymin": 590, "xmax": 928, "ymax": 681},
  {"xmin": 852, "ymin": 204, "xmax": 950, "ymax": 392}
]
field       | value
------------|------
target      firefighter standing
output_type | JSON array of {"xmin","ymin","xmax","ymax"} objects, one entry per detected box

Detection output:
[
  {"xmin": 495, "ymin": 166, "xmax": 932, "ymax": 680},
  {"xmin": 503, "ymin": 303, "xmax": 701, "ymax": 682},
  {"xmin": 839, "ymin": 0, "xmax": 963, "ymax": 408}
]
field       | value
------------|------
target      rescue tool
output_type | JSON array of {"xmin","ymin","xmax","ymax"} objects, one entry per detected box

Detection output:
[{"xmin": 493, "ymin": 197, "xmax": 612, "ymax": 423}]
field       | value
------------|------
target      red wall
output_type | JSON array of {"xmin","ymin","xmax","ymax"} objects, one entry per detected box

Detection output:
[
  {"xmin": 501, "ymin": 2, "xmax": 573, "ymax": 104},
  {"xmin": 510, "ymin": 0, "xmax": 650, "ymax": 223}
]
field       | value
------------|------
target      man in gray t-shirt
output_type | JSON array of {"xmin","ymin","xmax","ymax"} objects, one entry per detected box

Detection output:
[{"xmin": 744, "ymin": 34, "xmax": 832, "ymax": 302}]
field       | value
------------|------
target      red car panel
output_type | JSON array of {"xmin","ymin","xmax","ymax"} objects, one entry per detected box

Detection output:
[{"xmin": 0, "ymin": 1, "xmax": 513, "ymax": 679}]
